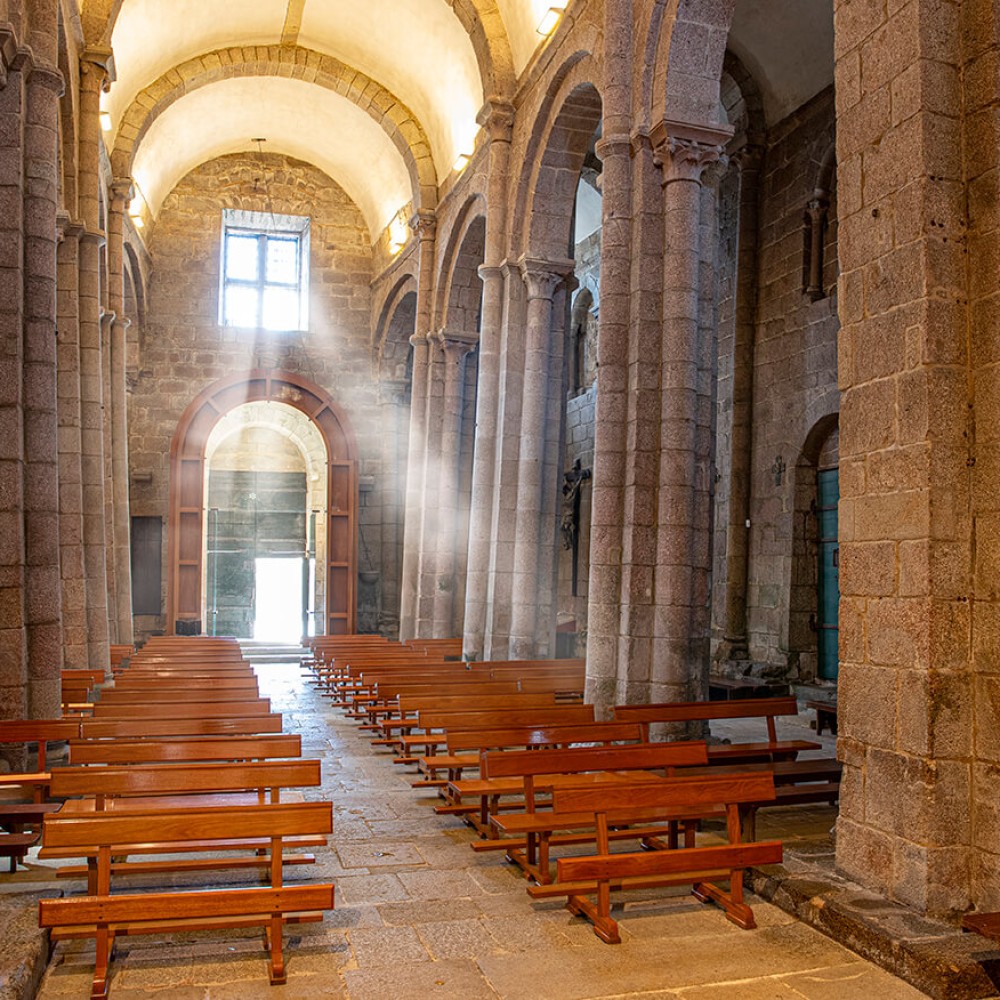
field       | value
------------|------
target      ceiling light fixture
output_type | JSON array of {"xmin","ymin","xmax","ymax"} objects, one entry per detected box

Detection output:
[
  {"xmin": 100, "ymin": 112, "xmax": 113, "ymax": 131},
  {"xmin": 453, "ymin": 152, "xmax": 471, "ymax": 173},
  {"xmin": 536, "ymin": 5, "xmax": 565, "ymax": 35}
]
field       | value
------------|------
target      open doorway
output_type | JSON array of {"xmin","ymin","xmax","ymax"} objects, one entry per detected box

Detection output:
[{"xmin": 253, "ymin": 557, "xmax": 306, "ymax": 642}]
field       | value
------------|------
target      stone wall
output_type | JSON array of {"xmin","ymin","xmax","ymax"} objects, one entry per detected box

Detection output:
[
  {"xmin": 744, "ymin": 87, "xmax": 841, "ymax": 677},
  {"xmin": 127, "ymin": 152, "xmax": 399, "ymax": 637}
]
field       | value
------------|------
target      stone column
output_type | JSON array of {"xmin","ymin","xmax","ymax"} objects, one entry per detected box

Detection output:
[
  {"xmin": 432, "ymin": 331, "xmax": 477, "ymax": 637},
  {"xmin": 107, "ymin": 179, "xmax": 133, "ymax": 643},
  {"xmin": 649, "ymin": 120, "xmax": 730, "ymax": 703},
  {"xmin": 586, "ymin": 0, "xmax": 633, "ymax": 707},
  {"xmin": 100, "ymin": 307, "xmax": 117, "ymax": 642},
  {"xmin": 463, "ymin": 100, "xmax": 514, "ymax": 660},
  {"xmin": 22, "ymin": 15, "xmax": 64, "ymax": 714},
  {"xmin": 0, "ymin": 27, "xmax": 28, "ymax": 723},
  {"xmin": 56, "ymin": 215, "xmax": 89, "ymax": 668},
  {"xmin": 720, "ymin": 146, "xmax": 763, "ymax": 659},
  {"xmin": 834, "ymin": 0, "xmax": 978, "ymax": 916},
  {"xmin": 398, "ymin": 210, "xmax": 436, "ymax": 639},
  {"xmin": 415, "ymin": 337, "xmax": 445, "ymax": 637},
  {"xmin": 508, "ymin": 256, "xmax": 573, "ymax": 659},
  {"xmin": 77, "ymin": 51, "xmax": 110, "ymax": 667}
]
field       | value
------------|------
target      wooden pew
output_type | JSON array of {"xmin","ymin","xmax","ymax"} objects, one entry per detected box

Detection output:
[
  {"xmin": 69, "ymin": 733, "xmax": 301, "ymax": 766},
  {"xmin": 38, "ymin": 802, "xmax": 335, "ymax": 998},
  {"xmin": 98, "ymin": 687, "xmax": 263, "ymax": 705},
  {"xmin": 444, "ymin": 740, "xmax": 709, "ymax": 853},
  {"xmin": 529, "ymin": 774, "xmax": 783, "ymax": 942},
  {"xmin": 78, "ymin": 715, "xmax": 284, "ymax": 739},
  {"xmin": 90, "ymin": 699, "xmax": 272, "ymax": 719},
  {"xmin": 613, "ymin": 697, "xmax": 821, "ymax": 761},
  {"xmin": 415, "ymin": 720, "xmax": 646, "ymax": 787},
  {"xmin": 393, "ymin": 704, "xmax": 596, "ymax": 762},
  {"xmin": 103, "ymin": 675, "xmax": 259, "ymax": 694},
  {"xmin": 46, "ymin": 759, "xmax": 323, "ymax": 882}
]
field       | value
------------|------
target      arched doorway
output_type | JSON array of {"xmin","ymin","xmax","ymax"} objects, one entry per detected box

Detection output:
[{"xmin": 167, "ymin": 370, "xmax": 358, "ymax": 636}]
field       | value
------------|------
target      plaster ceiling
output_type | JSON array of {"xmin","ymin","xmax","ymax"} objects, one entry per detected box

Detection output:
[
  {"xmin": 728, "ymin": 0, "xmax": 834, "ymax": 125},
  {"xmin": 498, "ymin": 0, "xmax": 567, "ymax": 75},
  {"xmin": 131, "ymin": 76, "xmax": 412, "ymax": 237}
]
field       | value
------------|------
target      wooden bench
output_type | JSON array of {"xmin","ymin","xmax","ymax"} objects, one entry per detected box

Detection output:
[
  {"xmin": 449, "ymin": 741, "xmax": 710, "ymax": 870},
  {"xmin": 806, "ymin": 698, "xmax": 838, "ymax": 735},
  {"xmin": 38, "ymin": 802, "xmax": 335, "ymax": 998},
  {"xmin": 415, "ymin": 721, "xmax": 646, "ymax": 787},
  {"xmin": 105, "ymin": 675, "xmax": 259, "ymax": 693},
  {"xmin": 47, "ymin": 759, "xmax": 323, "ymax": 883},
  {"xmin": 613, "ymin": 697, "xmax": 821, "ymax": 762},
  {"xmin": 529, "ymin": 773, "xmax": 783, "ymax": 943},
  {"xmin": 393, "ymin": 704, "xmax": 596, "ymax": 763},
  {"xmin": 0, "ymin": 802, "xmax": 62, "ymax": 871},
  {"xmin": 708, "ymin": 676, "xmax": 790, "ymax": 700},
  {"xmin": 370, "ymin": 692, "xmax": 557, "ymax": 740},
  {"xmin": 69, "ymin": 733, "xmax": 301, "ymax": 766},
  {"xmin": 78, "ymin": 715, "xmax": 284, "ymax": 739},
  {"xmin": 90, "ymin": 698, "xmax": 272, "ymax": 719},
  {"xmin": 98, "ymin": 687, "xmax": 264, "ymax": 705}
]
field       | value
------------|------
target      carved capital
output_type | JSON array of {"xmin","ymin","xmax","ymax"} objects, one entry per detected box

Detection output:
[
  {"xmin": 628, "ymin": 126, "xmax": 653, "ymax": 158},
  {"xmin": 79, "ymin": 225, "xmax": 107, "ymax": 248},
  {"xmin": 408, "ymin": 333, "xmax": 430, "ymax": 349},
  {"xmin": 594, "ymin": 134, "xmax": 630, "ymax": 163},
  {"xmin": 806, "ymin": 196, "xmax": 829, "ymax": 224},
  {"xmin": 110, "ymin": 177, "xmax": 134, "ymax": 210},
  {"xmin": 477, "ymin": 263, "xmax": 504, "ymax": 283},
  {"xmin": 734, "ymin": 142, "xmax": 765, "ymax": 173},
  {"xmin": 518, "ymin": 256, "xmax": 575, "ymax": 301},
  {"xmin": 27, "ymin": 62, "xmax": 63, "ymax": 95},
  {"xmin": 409, "ymin": 209, "xmax": 436, "ymax": 241},
  {"xmin": 651, "ymin": 119, "xmax": 733, "ymax": 185},
  {"xmin": 436, "ymin": 330, "xmax": 478, "ymax": 361},
  {"xmin": 80, "ymin": 46, "xmax": 115, "ymax": 89},
  {"xmin": 477, "ymin": 97, "xmax": 515, "ymax": 142}
]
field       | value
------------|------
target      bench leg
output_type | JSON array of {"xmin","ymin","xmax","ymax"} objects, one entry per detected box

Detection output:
[
  {"xmin": 91, "ymin": 926, "xmax": 111, "ymax": 1000},
  {"xmin": 567, "ymin": 884, "xmax": 620, "ymax": 944},
  {"xmin": 692, "ymin": 875, "xmax": 756, "ymax": 930},
  {"xmin": 266, "ymin": 915, "xmax": 286, "ymax": 985}
]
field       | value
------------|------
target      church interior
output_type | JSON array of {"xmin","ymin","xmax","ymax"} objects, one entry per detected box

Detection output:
[{"xmin": 1, "ymin": 0, "xmax": 999, "ymax": 996}]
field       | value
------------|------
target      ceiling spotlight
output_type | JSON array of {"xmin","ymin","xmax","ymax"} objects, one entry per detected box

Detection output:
[
  {"xmin": 130, "ymin": 215, "xmax": 144, "ymax": 229},
  {"xmin": 100, "ymin": 112, "xmax": 113, "ymax": 131},
  {"xmin": 536, "ymin": 6, "xmax": 564, "ymax": 35},
  {"xmin": 453, "ymin": 152, "xmax": 471, "ymax": 172}
]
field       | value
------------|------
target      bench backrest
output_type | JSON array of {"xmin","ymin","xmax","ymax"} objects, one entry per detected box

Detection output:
[
  {"xmin": 91, "ymin": 699, "xmax": 271, "ymax": 719},
  {"xmin": 417, "ymin": 704, "xmax": 595, "ymax": 730},
  {"xmin": 397, "ymin": 692, "xmax": 556, "ymax": 715},
  {"xmin": 49, "ymin": 759, "xmax": 320, "ymax": 798},
  {"xmin": 480, "ymin": 740, "xmax": 709, "ymax": 779},
  {"xmin": 376, "ymin": 680, "xmax": 520, "ymax": 700},
  {"xmin": 553, "ymin": 771, "xmax": 777, "ymax": 814},
  {"xmin": 79, "ymin": 715, "xmax": 284, "ymax": 738},
  {"xmin": 613, "ymin": 696, "xmax": 799, "ymax": 741},
  {"xmin": 108, "ymin": 676, "xmax": 258, "ymax": 692},
  {"xmin": 69, "ymin": 733, "xmax": 301, "ymax": 764},
  {"xmin": 41, "ymin": 801, "xmax": 333, "ymax": 850},
  {"xmin": 99, "ymin": 687, "xmax": 261, "ymax": 703},
  {"xmin": 446, "ymin": 721, "xmax": 644, "ymax": 754},
  {"xmin": 0, "ymin": 719, "xmax": 82, "ymax": 743}
]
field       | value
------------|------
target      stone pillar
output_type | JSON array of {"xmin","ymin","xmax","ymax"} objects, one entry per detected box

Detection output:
[
  {"xmin": 508, "ymin": 256, "xmax": 573, "ymax": 659},
  {"xmin": 719, "ymin": 146, "xmax": 763, "ymax": 659},
  {"xmin": 22, "ymin": 10, "xmax": 64, "ymax": 715},
  {"xmin": 416, "ymin": 337, "xmax": 445, "ymax": 637},
  {"xmin": 107, "ymin": 179, "xmax": 133, "ymax": 643},
  {"xmin": 586, "ymin": 0, "xmax": 635, "ymax": 710},
  {"xmin": 432, "ymin": 331, "xmax": 477, "ymax": 638},
  {"xmin": 648, "ymin": 120, "xmax": 729, "ymax": 703},
  {"xmin": 100, "ymin": 307, "xmax": 117, "ymax": 642},
  {"xmin": 833, "ymin": 0, "xmax": 978, "ymax": 916},
  {"xmin": 77, "ymin": 51, "xmax": 110, "ymax": 667},
  {"xmin": 463, "ymin": 100, "xmax": 514, "ymax": 660},
  {"xmin": 0, "ymin": 26, "xmax": 28, "ymax": 723},
  {"xmin": 56, "ymin": 215, "xmax": 89, "ymax": 668},
  {"xmin": 398, "ymin": 210, "xmax": 436, "ymax": 640}
]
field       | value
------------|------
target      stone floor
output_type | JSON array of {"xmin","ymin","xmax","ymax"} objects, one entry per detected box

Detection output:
[{"xmin": 9, "ymin": 665, "xmax": 935, "ymax": 999}]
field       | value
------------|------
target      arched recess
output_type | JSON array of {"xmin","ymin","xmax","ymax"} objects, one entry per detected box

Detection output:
[
  {"xmin": 436, "ymin": 200, "xmax": 487, "ymax": 333},
  {"xmin": 374, "ymin": 274, "xmax": 418, "ymax": 383},
  {"xmin": 167, "ymin": 370, "xmax": 359, "ymax": 636}
]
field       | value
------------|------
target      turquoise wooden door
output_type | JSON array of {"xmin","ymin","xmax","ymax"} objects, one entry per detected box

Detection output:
[{"xmin": 816, "ymin": 468, "xmax": 840, "ymax": 680}]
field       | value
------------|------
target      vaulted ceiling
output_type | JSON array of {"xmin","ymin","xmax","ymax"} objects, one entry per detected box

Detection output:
[{"xmin": 102, "ymin": 0, "xmax": 552, "ymax": 238}]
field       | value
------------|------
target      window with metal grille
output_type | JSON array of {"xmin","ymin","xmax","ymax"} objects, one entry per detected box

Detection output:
[{"xmin": 219, "ymin": 209, "xmax": 310, "ymax": 331}]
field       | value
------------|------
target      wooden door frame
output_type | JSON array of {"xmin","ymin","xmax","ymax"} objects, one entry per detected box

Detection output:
[{"xmin": 166, "ymin": 370, "xmax": 358, "ymax": 636}]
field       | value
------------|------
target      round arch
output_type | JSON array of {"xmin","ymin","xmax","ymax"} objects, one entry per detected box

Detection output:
[{"xmin": 167, "ymin": 370, "xmax": 359, "ymax": 637}]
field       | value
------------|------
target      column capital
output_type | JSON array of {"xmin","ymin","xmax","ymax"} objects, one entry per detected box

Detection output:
[
  {"xmin": 651, "ymin": 119, "xmax": 733, "ymax": 185},
  {"xmin": 409, "ymin": 209, "xmax": 436, "ymax": 241},
  {"xmin": 408, "ymin": 333, "xmax": 430, "ymax": 349},
  {"xmin": 80, "ymin": 46, "xmax": 115, "ymax": 88},
  {"xmin": 110, "ymin": 177, "xmax": 134, "ymax": 209},
  {"xmin": 518, "ymin": 256, "xmax": 575, "ymax": 300},
  {"xmin": 56, "ymin": 212, "xmax": 86, "ymax": 242},
  {"xmin": 79, "ymin": 225, "xmax": 107, "ymax": 248},
  {"xmin": 0, "ymin": 26, "xmax": 17, "ymax": 90},
  {"xmin": 477, "ymin": 263, "xmax": 504, "ymax": 283},
  {"xmin": 477, "ymin": 97, "xmax": 515, "ymax": 142},
  {"xmin": 436, "ymin": 329, "xmax": 478, "ymax": 360}
]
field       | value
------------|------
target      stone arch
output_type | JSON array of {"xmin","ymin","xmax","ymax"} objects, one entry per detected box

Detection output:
[
  {"xmin": 167, "ymin": 370, "xmax": 359, "ymax": 637},
  {"xmin": 374, "ymin": 274, "xmax": 419, "ymax": 384},
  {"xmin": 110, "ymin": 46, "xmax": 437, "ymax": 212},
  {"xmin": 788, "ymin": 412, "xmax": 840, "ymax": 680},
  {"xmin": 569, "ymin": 286, "xmax": 595, "ymax": 395},
  {"xmin": 514, "ymin": 60, "xmax": 602, "ymax": 259},
  {"xmin": 645, "ymin": 0, "xmax": 736, "ymax": 127},
  {"xmin": 435, "ymin": 197, "xmax": 487, "ymax": 334}
]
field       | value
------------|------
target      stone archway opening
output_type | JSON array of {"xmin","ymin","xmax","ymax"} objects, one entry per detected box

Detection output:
[{"xmin": 167, "ymin": 370, "xmax": 358, "ymax": 637}]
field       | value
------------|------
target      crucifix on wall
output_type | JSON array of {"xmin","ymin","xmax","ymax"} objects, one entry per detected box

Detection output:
[{"xmin": 561, "ymin": 458, "xmax": 592, "ymax": 596}]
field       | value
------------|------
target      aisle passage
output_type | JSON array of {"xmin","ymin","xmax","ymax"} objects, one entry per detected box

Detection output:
[{"xmin": 36, "ymin": 663, "xmax": 927, "ymax": 1000}]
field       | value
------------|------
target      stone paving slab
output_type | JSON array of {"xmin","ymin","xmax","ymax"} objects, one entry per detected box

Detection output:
[{"xmin": 10, "ymin": 662, "xmax": 943, "ymax": 1000}]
